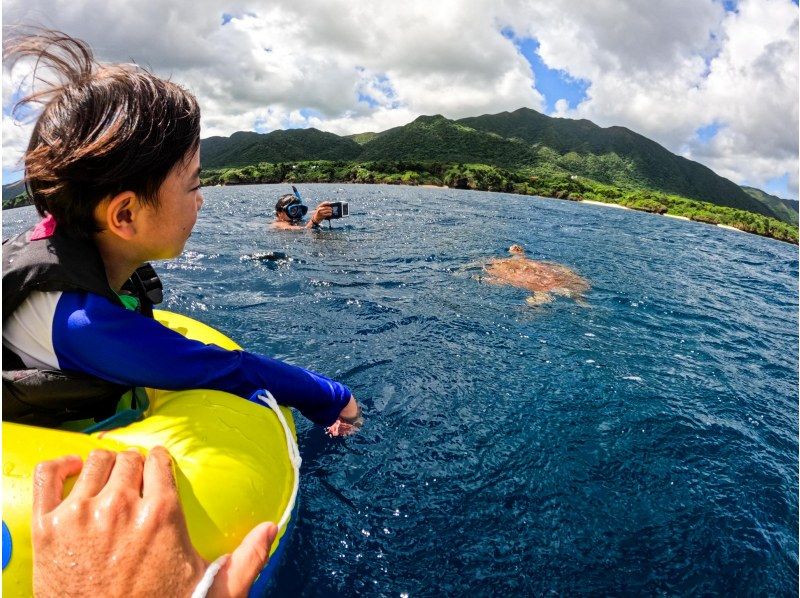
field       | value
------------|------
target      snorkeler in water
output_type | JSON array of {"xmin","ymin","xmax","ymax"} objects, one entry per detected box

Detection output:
[
  {"xmin": 271, "ymin": 191, "xmax": 335, "ymax": 230},
  {"xmin": 483, "ymin": 244, "xmax": 590, "ymax": 306}
]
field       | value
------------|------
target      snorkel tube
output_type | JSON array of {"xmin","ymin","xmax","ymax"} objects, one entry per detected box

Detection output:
[{"xmin": 290, "ymin": 186, "xmax": 307, "ymax": 221}]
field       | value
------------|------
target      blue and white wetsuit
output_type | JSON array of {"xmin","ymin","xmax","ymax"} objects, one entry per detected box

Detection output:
[{"xmin": 2, "ymin": 290, "xmax": 351, "ymax": 426}]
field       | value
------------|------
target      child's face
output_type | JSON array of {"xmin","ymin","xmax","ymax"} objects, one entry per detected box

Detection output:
[{"xmin": 138, "ymin": 148, "xmax": 203, "ymax": 260}]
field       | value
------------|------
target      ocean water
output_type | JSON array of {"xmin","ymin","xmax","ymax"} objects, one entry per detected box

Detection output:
[{"xmin": 4, "ymin": 184, "xmax": 798, "ymax": 596}]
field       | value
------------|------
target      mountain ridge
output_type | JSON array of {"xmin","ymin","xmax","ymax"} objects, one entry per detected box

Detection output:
[
  {"xmin": 201, "ymin": 127, "xmax": 362, "ymax": 168},
  {"xmin": 199, "ymin": 107, "xmax": 783, "ymax": 220},
  {"xmin": 456, "ymin": 108, "xmax": 764, "ymax": 214},
  {"xmin": 741, "ymin": 186, "xmax": 799, "ymax": 226}
]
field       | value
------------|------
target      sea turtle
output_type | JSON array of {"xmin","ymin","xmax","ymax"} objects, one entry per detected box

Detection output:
[{"xmin": 483, "ymin": 244, "xmax": 590, "ymax": 306}]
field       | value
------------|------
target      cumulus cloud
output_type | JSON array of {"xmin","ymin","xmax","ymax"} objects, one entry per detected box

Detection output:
[
  {"xmin": 2, "ymin": 0, "xmax": 797, "ymax": 197},
  {"xmin": 501, "ymin": 0, "xmax": 798, "ymax": 196},
  {"xmin": 689, "ymin": 0, "xmax": 799, "ymax": 194}
]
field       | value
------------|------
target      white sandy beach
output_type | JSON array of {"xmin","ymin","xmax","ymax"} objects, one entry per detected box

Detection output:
[
  {"xmin": 579, "ymin": 199, "xmax": 631, "ymax": 210},
  {"xmin": 717, "ymin": 224, "xmax": 745, "ymax": 232}
]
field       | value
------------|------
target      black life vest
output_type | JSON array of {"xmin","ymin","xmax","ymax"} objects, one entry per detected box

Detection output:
[{"xmin": 2, "ymin": 223, "xmax": 163, "ymax": 427}]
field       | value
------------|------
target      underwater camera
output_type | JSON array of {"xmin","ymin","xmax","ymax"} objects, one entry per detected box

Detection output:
[{"xmin": 329, "ymin": 201, "xmax": 349, "ymax": 219}]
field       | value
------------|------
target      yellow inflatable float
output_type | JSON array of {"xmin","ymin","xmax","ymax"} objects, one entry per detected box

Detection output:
[{"xmin": 2, "ymin": 310, "xmax": 300, "ymax": 596}]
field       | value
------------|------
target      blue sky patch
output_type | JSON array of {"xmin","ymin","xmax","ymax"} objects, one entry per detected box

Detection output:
[
  {"xmin": 726, "ymin": 0, "xmax": 798, "ymax": 10},
  {"xmin": 3, "ymin": 168, "xmax": 23, "ymax": 185},
  {"xmin": 3, "ymin": 85, "xmax": 35, "ymax": 119},
  {"xmin": 738, "ymin": 172, "xmax": 796, "ymax": 200},
  {"xmin": 761, "ymin": 173, "xmax": 795, "ymax": 200},
  {"xmin": 356, "ymin": 71, "xmax": 400, "ymax": 109},
  {"xmin": 696, "ymin": 122, "xmax": 721, "ymax": 143},
  {"xmin": 299, "ymin": 108, "xmax": 323, "ymax": 120},
  {"xmin": 502, "ymin": 28, "xmax": 589, "ymax": 114},
  {"xmin": 358, "ymin": 93, "xmax": 380, "ymax": 108},
  {"xmin": 221, "ymin": 11, "xmax": 258, "ymax": 25}
]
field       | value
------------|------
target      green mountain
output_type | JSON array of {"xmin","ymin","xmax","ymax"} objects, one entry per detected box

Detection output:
[
  {"xmin": 357, "ymin": 115, "xmax": 540, "ymax": 166},
  {"xmin": 198, "ymin": 108, "xmax": 786, "ymax": 221},
  {"xmin": 2, "ymin": 180, "xmax": 26, "ymax": 201},
  {"xmin": 457, "ymin": 108, "xmax": 769, "ymax": 216},
  {"xmin": 345, "ymin": 132, "xmax": 379, "ymax": 145},
  {"xmin": 201, "ymin": 128, "xmax": 362, "ymax": 168},
  {"xmin": 741, "ymin": 186, "xmax": 798, "ymax": 226},
  {"xmin": 2, "ymin": 180, "xmax": 30, "ymax": 209}
]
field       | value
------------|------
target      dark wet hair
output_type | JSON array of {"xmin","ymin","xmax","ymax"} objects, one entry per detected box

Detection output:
[
  {"xmin": 3, "ymin": 27, "xmax": 201, "ymax": 238},
  {"xmin": 275, "ymin": 193, "xmax": 298, "ymax": 215}
]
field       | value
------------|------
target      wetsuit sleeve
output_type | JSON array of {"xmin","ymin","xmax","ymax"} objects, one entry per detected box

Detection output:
[{"xmin": 52, "ymin": 292, "xmax": 351, "ymax": 426}]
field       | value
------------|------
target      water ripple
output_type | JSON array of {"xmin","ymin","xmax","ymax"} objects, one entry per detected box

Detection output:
[{"xmin": 4, "ymin": 183, "xmax": 797, "ymax": 596}]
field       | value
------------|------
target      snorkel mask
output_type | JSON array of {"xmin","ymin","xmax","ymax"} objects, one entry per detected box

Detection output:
[{"xmin": 283, "ymin": 200, "xmax": 308, "ymax": 221}]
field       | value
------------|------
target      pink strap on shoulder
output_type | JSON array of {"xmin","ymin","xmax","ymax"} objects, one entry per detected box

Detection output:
[{"xmin": 30, "ymin": 213, "xmax": 57, "ymax": 240}]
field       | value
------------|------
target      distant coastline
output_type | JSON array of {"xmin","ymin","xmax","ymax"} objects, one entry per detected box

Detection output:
[
  {"xmin": 198, "ymin": 109, "xmax": 799, "ymax": 232},
  {"xmin": 197, "ymin": 161, "xmax": 799, "ymax": 245},
  {"xmin": 4, "ymin": 171, "xmax": 796, "ymax": 244}
]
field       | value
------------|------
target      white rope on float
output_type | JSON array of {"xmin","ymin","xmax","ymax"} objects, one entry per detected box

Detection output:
[
  {"xmin": 191, "ymin": 390, "xmax": 301, "ymax": 598},
  {"xmin": 255, "ymin": 390, "xmax": 302, "ymax": 531}
]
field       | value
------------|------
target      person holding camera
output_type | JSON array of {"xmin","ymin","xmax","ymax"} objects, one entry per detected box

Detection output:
[{"xmin": 272, "ymin": 188, "xmax": 348, "ymax": 230}]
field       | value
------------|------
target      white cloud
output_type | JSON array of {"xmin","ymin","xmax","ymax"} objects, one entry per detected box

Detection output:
[
  {"xmin": 503, "ymin": 0, "xmax": 798, "ymax": 197},
  {"xmin": 2, "ymin": 0, "xmax": 797, "ymax": 197},
  {"xmin": 2, "ymin": 118, "xmax": 31, "ymax": 172},
  {"xmin": 693, "ymin": 0, "xmax": 799, "ymax": 191},
  {"xmin": 2, "ymin": 61, "xmax": 37, "ymax": 176},
  {"xmin": 308, "ymin": 107, "xmax": 420, "ymax": 136}
]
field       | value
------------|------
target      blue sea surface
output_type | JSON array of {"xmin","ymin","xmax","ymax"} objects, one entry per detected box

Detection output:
[{"xmin": 4, "ymin": 184, "xmax": 798, "ymax": 596}]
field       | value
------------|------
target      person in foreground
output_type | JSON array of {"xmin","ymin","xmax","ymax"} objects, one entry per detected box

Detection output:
[
  {"xmin": 271, "ymin": 192, "xmax": 335, "ymax": 230},
  {"xmin": 2, "ymin": 28, "xmax": 363, "ymax": 436},
  {"xmin": 33, "ymin": 447, "xmax": 273, "ymax": 597}
]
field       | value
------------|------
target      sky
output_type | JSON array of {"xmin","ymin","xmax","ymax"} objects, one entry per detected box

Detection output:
[{"xmin": 3, "ymin": 0, "xmax": 799, "ymax": 199}]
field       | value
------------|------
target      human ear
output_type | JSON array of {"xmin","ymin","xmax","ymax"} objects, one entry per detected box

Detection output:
[{"xmin": 101, "ymin": 191, "xmax": 139, "ymax": 240}]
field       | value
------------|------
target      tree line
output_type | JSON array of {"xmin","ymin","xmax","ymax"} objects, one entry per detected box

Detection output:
[{"xmin": 199, "ymin": 160, "xmax": 799, "ymax": 244}]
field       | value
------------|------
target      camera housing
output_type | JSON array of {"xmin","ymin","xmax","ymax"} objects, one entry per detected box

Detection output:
[{"xmin": 329, "ymin": 201, "xmax": 349, "ymax": 219}]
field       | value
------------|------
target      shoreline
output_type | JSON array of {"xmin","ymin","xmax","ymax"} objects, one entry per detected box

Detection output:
[
  {"xmin": 212, "ymin": 181, "xmax": 796, "ymax": 244},
  {"xmin": 717, "ymin": 223, "xmax": 747, "ymax": 233},
  {"xmin": 579, "ymin": 199, "xmax": 631, "ymax": 210},
  {"xmin": 5, "ymin": 179, "xmax": 796, "ymax": 244}
]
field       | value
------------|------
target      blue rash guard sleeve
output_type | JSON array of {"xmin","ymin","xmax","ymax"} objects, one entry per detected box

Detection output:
[{"xmin": 52, "ymin": 291, "xmax": 351, "ymax": 426}]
